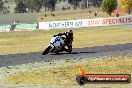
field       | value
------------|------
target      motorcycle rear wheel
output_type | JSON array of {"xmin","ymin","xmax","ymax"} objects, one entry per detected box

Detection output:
[{"xmin": 55, "ymin": 51, "xmax": 60, "ymax": 55}]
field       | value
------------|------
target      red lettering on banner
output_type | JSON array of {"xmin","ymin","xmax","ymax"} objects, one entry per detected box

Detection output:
[
  {"xmin": 102, "ymin": 19, "xmax": 106, "ymax": 24},
  {"xmin": 88, "ymin": 21, "xmax": 91, "ymax": 25},
  {"xmin": 126, "ymin": 18, "xmax": 129, "ymax": 23},
  {"xmin": 95, "ymin": 20, "xmax": 100, "ymax": 25},
  {"xmin": 87, "ymin": 16, "xmax": 132, "ymax": 26},
  {"xmin": 109, "ymin": 19, "xmax": 113, "ymax": 24},
  {"xmin": 116, "ymin": 19, "xmax": 118, "ymax": 24},
  {"xmin": 123, "ymin": 18, "xmax": 126, "ymax": 23},
  {"xmin": 88, "ymin": 20, "xmax": 100, "ymax": 25},
  {"xmin": 118, "ymin": 18, "xmax": 126, "ymax": 24},
  {"xmin": 112, "ymin": 19, "xmax": 115, "ymax": 24},
  {"xmin": 128, "ymin": 17, "xmax": 132, "ymax": 23},
  {"xmin": 105, "ymin": 19, "xmax": 109, "ymax": 24},
  {"xmin": 125, "ymin": 18, "xmax": 128, "ymax": 23},
  {"xmin": 126, "ymin": 18, "xmax": 128, "ymax": 23},
  {"xmin": 102, "ymin": 19, "xmax": 115, "ymax": 25},
  {"xmin": 87, "ymin": 20, "xmax": 91, "ymax": 25},
  {"xmin": 119, "ymin": 18, "xmax": 123, "ymax": 23}
]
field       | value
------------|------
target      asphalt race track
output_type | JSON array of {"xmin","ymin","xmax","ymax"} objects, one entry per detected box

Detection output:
[{"xmin": 0, "ymin": 43, "xmax": 132, "ymax": 67}]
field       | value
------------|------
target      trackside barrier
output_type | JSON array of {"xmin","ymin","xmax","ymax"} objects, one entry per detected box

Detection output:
[
  {"xmin": 0, "ymin": 16, "xmax": 132, "ymax": 32},
  {"xmin": 14, "ymin": 23, "xmax": 38, "ymax": 31},
  {"xmin": 39, "ymin": 16, "xmax": 132, "ymax": 30},
  {"xmin": 39, "ymin": 20, "xmax": 84, "ymax": 30},
  {"xmin": 0, "ymin": 25, "xmax": 11, "ymax": 32},
  {"xmin": 0, "ymin": 23, "xmax": 39, "ymax": 32}
]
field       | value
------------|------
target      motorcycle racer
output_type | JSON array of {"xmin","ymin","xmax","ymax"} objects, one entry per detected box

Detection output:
[{"xmin": 54, "ymin": 29, "xmax": 73, "ymax": 53}]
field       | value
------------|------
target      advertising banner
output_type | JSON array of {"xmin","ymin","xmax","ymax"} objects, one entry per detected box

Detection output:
[
  {"xmin": 39, "ymin": 16, "xmax": 132, "ymax": 30},
  {"xmin": 39, "ymin": 20, "xmax": 83, "ymax": 30},
  {"xmin": 14, "ymin": 23, "xmax": 38, "ymax": 31},
  {"xmin": 0, "ymin": 16, "xmax": 132, "ymax": 32},
  {"xmin": 84, "ymin": 16, "xmax": 132, "ymax": 27},
  {"xmin": 0, "ymin": 25, "xmax": 11, "ymax": 32}
]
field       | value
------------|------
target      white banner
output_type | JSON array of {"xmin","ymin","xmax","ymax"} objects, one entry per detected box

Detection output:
[
  {"xmin": 39, "ymin": 20, "xmax": 84, "ymax": 30},
  {"xmin": 39, "ymin": 16, "xmax": 132, "ymax": 30},
  {"xmin": 84, "ymin": 16, "xmax": 132, "ymax": 27}
]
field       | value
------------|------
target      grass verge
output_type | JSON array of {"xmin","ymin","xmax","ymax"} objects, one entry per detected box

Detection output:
[
  {"xmin": 0, "ymin": 26, "xmax": 132, "ymax": 55},
  {"xmin": 5, "ymin": 55, "xmax": 132, "ymax": 87}
]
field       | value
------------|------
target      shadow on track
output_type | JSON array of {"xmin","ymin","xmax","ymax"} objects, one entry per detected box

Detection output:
[{"xmin": 50, "ymin": 51, "xmax": 96, "ymax": 55}]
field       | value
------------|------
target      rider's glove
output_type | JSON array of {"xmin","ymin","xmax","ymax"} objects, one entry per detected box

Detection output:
[{"xmin": 53, "ymin": 35, "xmax": 56, "ymax": 37}]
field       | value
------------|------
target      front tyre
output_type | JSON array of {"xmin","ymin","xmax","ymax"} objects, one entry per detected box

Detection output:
[{"xmin": 42, "ymin": 46, "xmax": 52, "ymax": 55}]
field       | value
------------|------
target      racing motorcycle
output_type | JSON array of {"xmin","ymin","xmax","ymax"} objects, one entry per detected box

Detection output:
[{"xmin": 42, "ymin": 36, "xmax": 70, "ymax": 55}]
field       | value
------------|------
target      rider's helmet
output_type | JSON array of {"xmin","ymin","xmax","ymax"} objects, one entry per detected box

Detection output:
[{"xmin": 67, "ymin": 29, "xmax": 73, "ymax": 35}]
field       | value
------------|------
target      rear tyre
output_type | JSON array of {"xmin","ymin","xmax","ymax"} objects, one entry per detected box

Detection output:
[
  {"xmin": 68, "ymin": 50, "xmax": 72, "ymax": 54},
  {"xmin": 42, "ymin": 46, "xmax": 52, "ymax": 55},
  {"xmin": 55, "ymin": 51, "xmax": 60, "ymax": 55}
]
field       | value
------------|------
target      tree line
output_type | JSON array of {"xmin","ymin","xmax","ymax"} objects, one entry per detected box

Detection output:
[
  {"xmin": 15, "ymin": 0, "xmax": 103, "ymax": 13},
  {"xmin": 0, "ymin": 0, "xmax": 131, "ymax": 15},
  {"xmin": 0, "ymin": 0, "xmax": 103, "ymax": 13},
  {"xmin": 14, "ymin": 0, "xmax": 56, "ymax": 13}
]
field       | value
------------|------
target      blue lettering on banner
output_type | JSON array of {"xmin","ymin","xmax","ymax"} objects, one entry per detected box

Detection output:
[
  {"xmin": 48, "ymin": 21, "xmax": 82, "ymax": 29},
  {"xmin": 61, "ymin": 23, "xmax": 64, "ymax": 27},
  {"xmin": 69, "ymin": 22, "xmax": 74, "ymax": 26},
  {"xmin": 60, "ymin": 22, "xmax": 66, "ymax": 28},
  {"xmin": 49, "ymin": 23, "xmax": 52, "ymax": 28},
  {"xmin": 56, "ymin": 23, "xmax": 60, "ymax": 28},
  {"xmin": 66, "ymin": 22, "xmax": 69, "ymax": 27},
  {"xmin": 75, "ymin": 21, "xmax": 83, "ymax": 27}
]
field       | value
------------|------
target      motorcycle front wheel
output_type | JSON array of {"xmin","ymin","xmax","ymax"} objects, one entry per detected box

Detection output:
[{"xmin": 42, "ymin": 46, "xmax": 52, "ymax": 55}]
